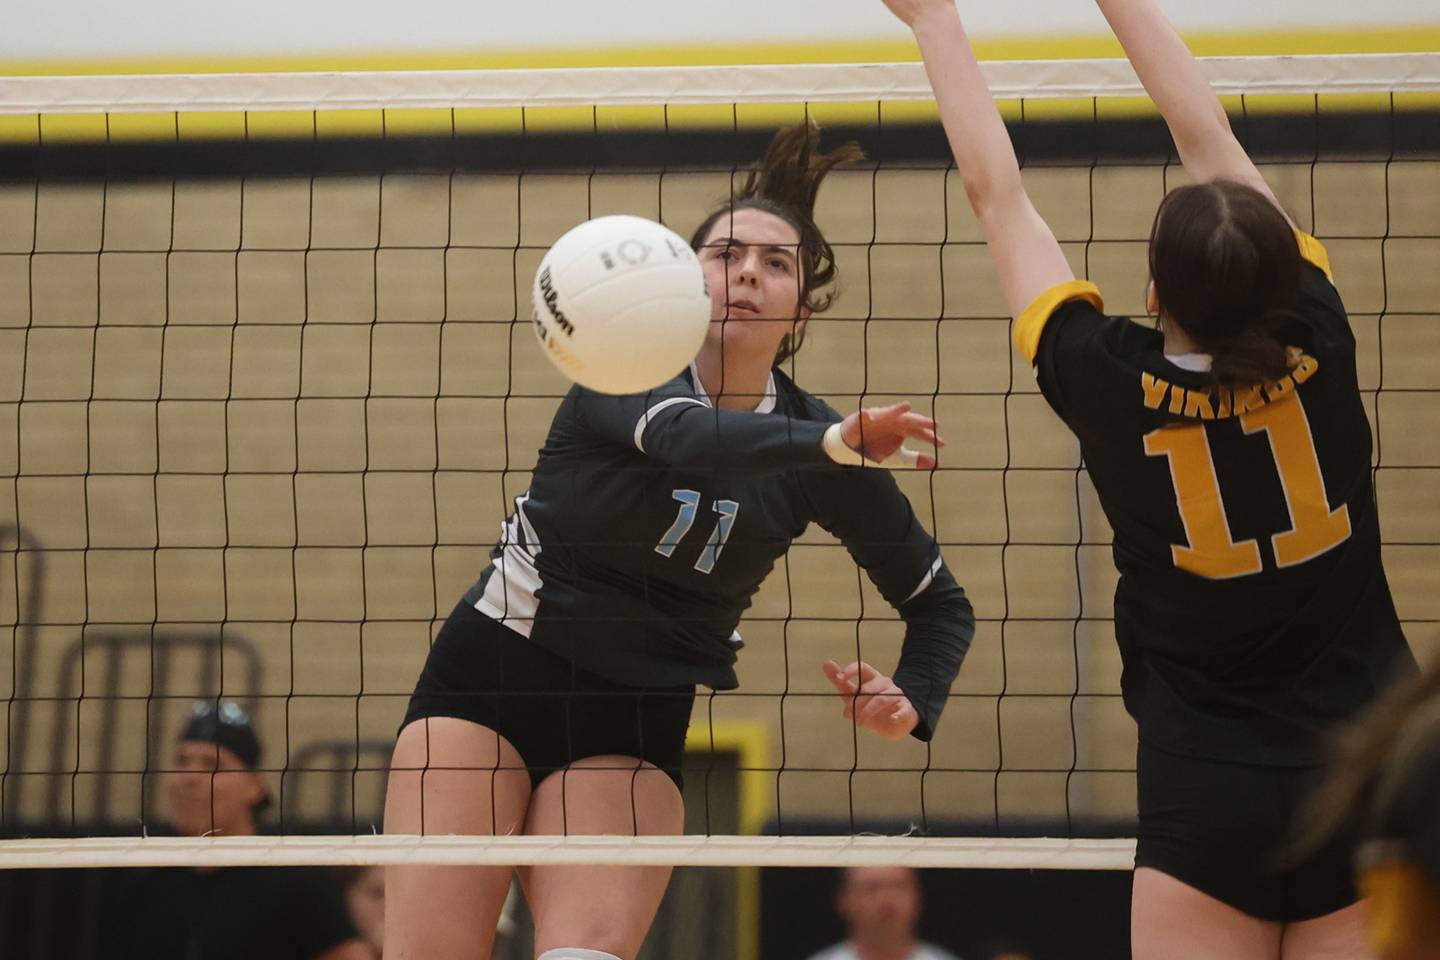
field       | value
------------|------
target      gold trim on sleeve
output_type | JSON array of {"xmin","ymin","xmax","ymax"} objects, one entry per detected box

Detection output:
[
  {"xmin": 1295, "ymin": 231, "xmax": 1334, "ymax": 280},
  {"xmin": 1013, "ymin": 280, "xmax": 1105, "ymax": 364}
]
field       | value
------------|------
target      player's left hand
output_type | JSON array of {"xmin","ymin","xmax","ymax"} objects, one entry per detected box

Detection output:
[
  {"xmin": 822, "ymin": 660, "xmax": 921, "ymax": 741},
  {"xmin": 838, "ymin": 402, "xmax": 944, "ymax": 470}
]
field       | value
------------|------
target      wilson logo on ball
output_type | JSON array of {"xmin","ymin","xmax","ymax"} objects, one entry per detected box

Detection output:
[{"xmin": 536, "ymin": 266, "xmax": 575, "ymax": 336}]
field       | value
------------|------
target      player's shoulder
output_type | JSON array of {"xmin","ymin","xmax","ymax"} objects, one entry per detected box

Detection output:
[
  {"xmin": 564, "ymin": 367, "xmax": 707, "ymax": 427},
  {"xmin": 1294, "ymin": 236, "xmax": 1349, "ymax": 323},
  {"xmin": 1274, "ymin": 234, "xmax": 1354, "ymax": 372},
  {"xmin": 773, "ymin": 367, "xmax": 843, "ymax": 424},
  {"xmin": 573, "ymin": 367, "xmax": 703, "ymax": 403},
  {"xmin": 1019, "ymin": 280, "xmax": 1159, "ymax": 369}
]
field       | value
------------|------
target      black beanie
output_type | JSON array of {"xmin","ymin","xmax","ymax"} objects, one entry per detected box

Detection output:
[{"xmin": 179, "ymin": 700, "xmax": 262, "ymax": 770}]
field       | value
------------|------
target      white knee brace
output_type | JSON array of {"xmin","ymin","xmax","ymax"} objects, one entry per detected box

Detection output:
[{"xmin": 537, "ymin": 951, "xmax": 622, "ymax": 960}]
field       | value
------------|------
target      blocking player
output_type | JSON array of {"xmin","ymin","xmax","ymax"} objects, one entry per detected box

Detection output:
[{"xmin": 878, "ymin": 0, "xmax": 1417, "ymax": 956}]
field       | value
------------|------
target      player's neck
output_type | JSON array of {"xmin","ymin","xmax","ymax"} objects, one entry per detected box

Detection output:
[
  {"xmin": 1160, "ymin": 313, "xmax": 1203, "ymax": 356},
  {"xmin": 693, "ymin": 349, "xmax": 772, "ymax": 412}
]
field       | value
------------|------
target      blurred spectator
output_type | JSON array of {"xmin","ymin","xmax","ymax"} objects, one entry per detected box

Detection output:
[
  {"xmin": 329, "ymin": 865, "xmax": 522, "ymax": 959},
  {"xmin": 105, "ymin": 700, "xmax": 371, "ymax": 960},
  {"xmin": 1302, "ymin": 666, "xmax": 1440, "ymax": 959},
  {"xmin": 804, "ymin": 866, "xmax": 964, "ymax": 960},
  {"xmin": 333, "ymin": 866, "xmax": 385, "ymax": 957}
]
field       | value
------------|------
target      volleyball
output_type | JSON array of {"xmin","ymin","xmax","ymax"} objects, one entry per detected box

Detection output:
[{"xmin": 531, "ymin": 214, "xmax": 712, "ymax": 394}]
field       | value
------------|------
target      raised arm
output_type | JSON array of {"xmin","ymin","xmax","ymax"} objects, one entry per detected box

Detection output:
[
  {"xmin": 883, "ymin": 0, "xmax": 1075, "ymax": 319},
  {"xmin": 1093, "ymin": 0, "xmax": 1291, "ymax": 221}
]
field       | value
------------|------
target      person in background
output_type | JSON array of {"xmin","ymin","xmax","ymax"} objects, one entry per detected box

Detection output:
[
  {"xmin": 333, "ymin": 866, "xmax": 386, "ymax": 958},
  {"xmin": 1300, "ymin": 664, "xmax": 1440, "ymax": 959},
  {"xmin": 330, "ymin": 863, "xmax": 530, "ymax": 959},
  {"xmin": 106, "ymin": 700, "xmax": 370, "ymax": 960},
  {"xmin": 804, "ymin": 867, "xmax": 964, "ymax": 960}
]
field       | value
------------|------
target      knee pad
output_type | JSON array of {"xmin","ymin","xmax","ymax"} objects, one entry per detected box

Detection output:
[{"xmin": 537, "ymin": 951, "xmax": 623, "ymax": 960}]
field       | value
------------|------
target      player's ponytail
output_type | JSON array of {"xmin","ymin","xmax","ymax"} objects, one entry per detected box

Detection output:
[
  {"xmin": 690, "ymin": 120, "xmax": 864, "ymax": 365},
  {"xmin": 1208, "ymin": 314, "xmax": 1294, "ymax": 388},
  {"xmin": 1148, "ymin": 180, "xmax": 1301, "ymax": 389}
]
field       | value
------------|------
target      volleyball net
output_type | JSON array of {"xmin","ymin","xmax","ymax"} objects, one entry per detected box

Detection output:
[{"xmin": 0, "ymin": 55, "xmax": 1438, "ymax": 879}]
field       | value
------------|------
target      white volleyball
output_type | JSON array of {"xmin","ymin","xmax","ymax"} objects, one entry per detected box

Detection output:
[{"xmin": 531, "ymin": 215, "xmax": 712, "ymax": 394}]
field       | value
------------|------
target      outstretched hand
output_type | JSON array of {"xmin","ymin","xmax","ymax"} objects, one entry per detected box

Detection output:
[
  {"xmin": 823, "ymin": 660, "xmax": 921, "ymax": 741},
  {"xmin": 838, "ymin": 402, "xmax": 944, "ymax": 470}
]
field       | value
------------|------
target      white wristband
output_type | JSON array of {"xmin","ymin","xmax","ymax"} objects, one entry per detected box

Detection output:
[{"xmin": 822, "ymin": 422, "xmax": 923, "ymax": 470}]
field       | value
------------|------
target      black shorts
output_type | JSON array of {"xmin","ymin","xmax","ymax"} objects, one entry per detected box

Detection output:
[
  {"xmin": 1135, "ymin": 742, "xmax": 1358, "ymax": 922},
  {"xmin": 401, "ymin": 600, "xmax": 695, "ymax": 791}
]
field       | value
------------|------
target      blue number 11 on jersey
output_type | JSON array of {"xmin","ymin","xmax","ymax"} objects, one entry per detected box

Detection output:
[{"xmin": 654, "ymin": 489, "xmax": 741, "ymax": 574}]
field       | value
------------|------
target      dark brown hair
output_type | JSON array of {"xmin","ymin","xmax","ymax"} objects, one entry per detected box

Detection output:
[
  {"xmin": 1148, "ymin": 180, "xmax": 1300, "ymax": 388},
  {"xmin": 689, "ymin": 120, "xmax": 864, "ymax": 366},
  {"xmin": 1292, "ymin": 664, "xmax": 1440, "ymax": 862}
]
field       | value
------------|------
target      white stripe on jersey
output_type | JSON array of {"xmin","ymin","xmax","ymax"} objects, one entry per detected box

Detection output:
[
  {"xmin": 474, "ymin": 543, "xmax": 544, "ymax": 636},
  {"xmin": 633, "ymin": 396, "xmax": 708, "ymax": 453},
  {"xmin": 514, "ymin": 492, "xmax": 540, "ymax": 559},
  {"xmin": 903, "ymin": 555, "xmax": 944, "ymax": 604},
  {"xmin": 498, "ymin": 493, "xmax": 541, "ymax": 560}
]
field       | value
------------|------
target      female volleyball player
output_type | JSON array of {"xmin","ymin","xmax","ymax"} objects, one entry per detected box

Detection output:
[
  {"xmin": 879, "ymin": 0, "xmax": 1416, "ymax": 956},
  {"xmin": 384, "ymin": 123, "xmax": 976, "ymax": 960}
]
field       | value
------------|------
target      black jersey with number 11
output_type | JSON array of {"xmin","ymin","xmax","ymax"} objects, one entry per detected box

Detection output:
[
  {"xmin": 1015, "ymin": 233, "xmax": 1414, "ymax": 766},
  {"xmin": 461, "ymin": 363, "xmax": 975, "ymax": 740}
]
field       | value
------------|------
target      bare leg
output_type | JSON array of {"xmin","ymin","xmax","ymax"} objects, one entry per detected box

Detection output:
[
  {"xmin": 1281, "ymin": 900, "xmax": 1372, "ymax": 960},
  {"xmin": 1133, "ymin": 867, "xmax": 1283, "ymax": 960},
  {"xmin": 383, "ymin": 717, "xmax": 532, "ymax": 960},
  {"xmin": 520, "ymin": 756, "xmax": 685, "ymax": 959}
]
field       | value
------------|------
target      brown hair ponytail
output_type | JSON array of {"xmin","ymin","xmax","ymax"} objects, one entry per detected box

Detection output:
[
  {"xmin": 689, "ymin": 120, "xmax": 864, "ymax": 365},
  {"xmin": 1148, "ymin": 180, "xmax": 1301, "ymax": 388},
  {"xmin": 1209, "ymin": 314, "xmax": 1294, "ymax": 388}
]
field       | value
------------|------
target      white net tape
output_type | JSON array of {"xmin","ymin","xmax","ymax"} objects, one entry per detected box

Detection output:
[
  {"xmin": 0, "ymin": 53, "xmax": 1438, "ymax": 114},
  {"xmin": 0, "ymin": 834, "xmax": 1136, "ymax": 870}
]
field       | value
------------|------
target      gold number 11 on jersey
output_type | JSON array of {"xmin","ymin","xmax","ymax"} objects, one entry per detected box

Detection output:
[{"xmin": 1143, "ymin": 394, "xmax": 1352, "ymax": 579}]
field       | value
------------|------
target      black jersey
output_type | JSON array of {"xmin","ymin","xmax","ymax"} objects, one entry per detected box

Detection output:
[
  {"xmin": 1016, "ymin": 234, "xmax": 1414, "ymax": 766},
  {"xmin": 461, "ymin": 363, "xmax": 974, "ymax": 739}
]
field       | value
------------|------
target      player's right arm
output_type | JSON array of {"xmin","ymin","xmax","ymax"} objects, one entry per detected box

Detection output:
[
  {"xmin": 881, "ymin": 0, "xmax": 1075, "ymax": 321},
  {"xmin": 1092, "ymin": 0, "xmax": 1292, "ymax": 224},
  {"xmin": 803, "ymin": 459, "xmax": 974, "ymax": 744},
  {"xmin": 573, "ymin": 384, "xmax": 940, "ymax": 473}
]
